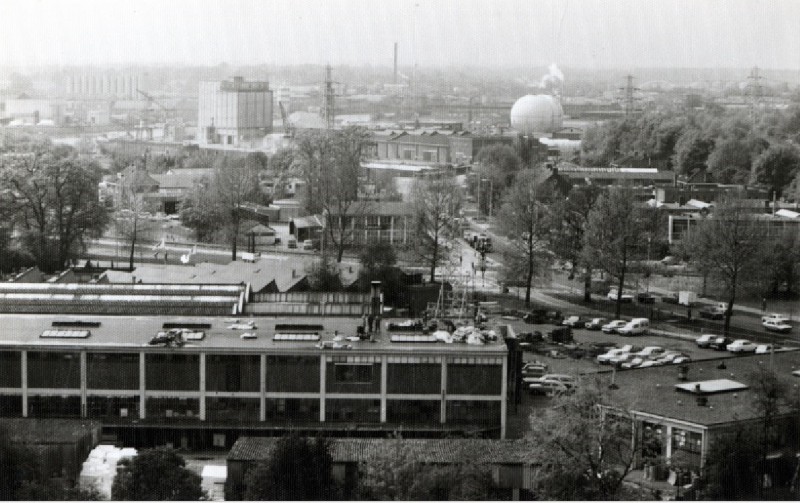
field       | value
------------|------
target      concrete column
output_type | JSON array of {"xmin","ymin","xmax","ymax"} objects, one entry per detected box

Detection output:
[
  {"xmin": 320, "ymin": 356, "xmax": 326, "ymax": 422},
  {"xmin": 139, "ymin": 352, "xmax": 146, "ymax": 419},
  {"xmin": 440, "ymin": 359, "xmax": 447, "ymax": 424},
  {"xmin": 80, "ymin": 351, "xmax": 87, "ymax": 418},
  {"xmin": 380, "ymin": 357, "xmax": 388, "ymax": 423},
  {"xmin": 665, "ymin": 424, "xmax": 673, "ymax": 461},
  {"xmin": 259, "ymin": 354, "xmax": 266, "ymax": 421},
  {"xmin": 500, "ymin": 356, "xmax": 508, "ymax": 439},
  {"xmin": 21, "ymin": 351, "xmax": 27, "ymax": 418},
  {"xmin": 199, "ymin": 353, "xmax": 206, "ymax": 421}
]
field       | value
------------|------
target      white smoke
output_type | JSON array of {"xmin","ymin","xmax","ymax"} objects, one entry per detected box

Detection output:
[{"xmin": 540, "ymin": 63, "xmax": 564, "ymax": 90}]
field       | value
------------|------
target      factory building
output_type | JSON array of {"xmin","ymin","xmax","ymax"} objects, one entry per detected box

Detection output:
[
  {"xmin": 198, "ymin": 77, "xmax": 273, "ymax": 148},
  {"xmin": 0, "ymin": 312, "xmax": 509, "ymax": 449},
  {"xmin": 64, "ymin": 73, "xmax": 141, "ymax": 99}
]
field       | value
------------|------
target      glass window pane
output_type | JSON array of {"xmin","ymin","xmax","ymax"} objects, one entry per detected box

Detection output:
[
  {"xmin": 87, "ymin": 353, "xmax": 139, "ymax": 390},
  {"xmin": 28, "ymin": 352, "xmax": 80, "ymax": 389},
  {"xmin": 0, "ymin": 352, "xmax": 21, "ymax": 388},
  {"xmin": 265, "ymin": 356, "xmax": 319, "ymax": 392},
  {"xmin": 146, "ymin": 354, "xmax": 199, "ymax": 391},
  {"xmin": 447, "ymin": 364, "xmax": 502, "ymax": 395},
  {"xmin": 206, "ymin": 355, "xmax": 260, "ymax": 392},
  {"xmin": 387, "ymin": 363, "xmax": 440, "ymax": 394}
]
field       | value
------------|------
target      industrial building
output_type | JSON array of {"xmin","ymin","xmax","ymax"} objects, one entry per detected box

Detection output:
[
  {"xmin": 0, "ymin": 311, "xmax": 509, "ymax": 449},
  {"xmin": 198, "ymin": 77, "xmax": 273, "ymax": 148}
]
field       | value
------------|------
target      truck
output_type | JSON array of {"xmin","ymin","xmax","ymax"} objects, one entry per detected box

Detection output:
[{"xmin": 678, "ymin": 291, "xmax": 697, "ymax": 306}]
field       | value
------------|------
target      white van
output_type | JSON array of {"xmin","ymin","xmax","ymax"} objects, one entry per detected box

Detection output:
[{"xmin": 617, "ymin": 318, "xmax": 650, "ymax": 336}]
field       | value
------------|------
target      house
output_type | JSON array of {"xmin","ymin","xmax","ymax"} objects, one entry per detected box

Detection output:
[
  {"xmin": 326, "ymin": 201, "xmax": 415, "ymax": 246},
  {"xmin": 602, "ymin": 351, "xmax": 800, "ymax": 482},
  {"xmin": 226, "ymin": 437, "xmax": 535, "ymax": 500}
]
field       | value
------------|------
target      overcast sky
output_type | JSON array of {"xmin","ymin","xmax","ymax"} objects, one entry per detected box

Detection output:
[{"xmin": 1, "ymin": 0, "xmax": 798, "ymax": 70}]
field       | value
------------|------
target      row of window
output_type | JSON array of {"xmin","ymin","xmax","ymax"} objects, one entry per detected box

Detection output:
[
  {"xmin": 0, "ymin": 352, "xmax": 503, "ymax": 395},
  {"xmin": 0, "ymin": 395, "xmax": 501, "ymax": 425}
]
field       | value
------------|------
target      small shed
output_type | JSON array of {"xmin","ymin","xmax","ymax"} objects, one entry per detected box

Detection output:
[
  {"xmin": 244, "ymin": 223, "xmax": 277, "ymax": 249},
  {"xmin": 289, "ymin": 215, "xmax": 324, "ymax": 242}
]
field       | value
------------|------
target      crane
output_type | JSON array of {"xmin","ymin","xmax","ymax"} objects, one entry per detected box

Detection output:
[
  {"xmin": 278, "ymin": 101, "xmax": 294, "ymax": 138},
  {"xmin": 136, "ymin": 89, "xmax": 179, "ymax": 140}
]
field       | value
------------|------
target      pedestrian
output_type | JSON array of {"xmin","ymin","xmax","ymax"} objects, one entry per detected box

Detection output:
[
  {"xmin": 362, "ymin": 313, "xmax": 368, "ymax": 331},
  {"xmin": 367, "ymin": 314, "xmax": 374, "ymax": 333},
  {"xmin": 375, "ymin": 315, "xmax": 382, "ymax": 333},
  {"xmin": 459, "ymin": 256, "xmax": 463, "ymax": 265},
  {"xmin": 762, "ymin": 298, "xmax": 767, "ymax": 313}
]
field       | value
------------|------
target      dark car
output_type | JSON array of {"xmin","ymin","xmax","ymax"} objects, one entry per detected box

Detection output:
[
  {"xmin": 699, "ymin": 306, "xmax": 725, "ymax": 320},
  {"xmin": 637, "ymin": 293, "xmax": 656, "ymax": 304},
  {"xmin": 524, "ymin": 309, "xmax": 563, "ymax": 325},
  {"xmin": 548, "ymin": 326, "xmax": 573, "ymax": 343},
  {"xmin": 708, "ymin": 336, "xmax": 733, "ymax": 351}
]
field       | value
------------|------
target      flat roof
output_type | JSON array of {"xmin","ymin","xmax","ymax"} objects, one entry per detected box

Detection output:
[
  {"xmin": 0, "ymin": 314, "xmax": 506, "ymax": 355},
  {"xmin": 603, "ymin": 351, "xmax": 800, "ymax": 427}
]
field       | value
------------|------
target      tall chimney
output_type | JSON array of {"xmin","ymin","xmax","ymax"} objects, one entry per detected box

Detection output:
[{"xmin": 393, "ymin": 43, "xmax": 398, "ymax": 85}]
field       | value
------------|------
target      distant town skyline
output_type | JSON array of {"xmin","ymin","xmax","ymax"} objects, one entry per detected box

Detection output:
[{"xmin": 1, "ymin": 0, "xmax": 799, "ymax": 71}]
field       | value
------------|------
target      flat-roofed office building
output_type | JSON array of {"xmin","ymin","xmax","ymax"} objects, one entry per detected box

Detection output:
[{"xmin": 0, "ymin": 314, "xmax": 508, "ymax": 448}]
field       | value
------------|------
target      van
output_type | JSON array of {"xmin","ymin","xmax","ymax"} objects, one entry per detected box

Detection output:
[
  {"xmin": 302, "ymin": 239, "xmax": 315, "ymax": 250},
  {"xmin": 617, "ymin": 318, "xmax": 649, "ymax": 336}
]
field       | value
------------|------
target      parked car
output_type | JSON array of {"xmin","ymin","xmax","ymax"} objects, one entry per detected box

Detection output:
[
  {"xmin": 662, "ymin": 292, "xmax": 680, "ymax": 304},
  {"xmin": 638, "ymin": 359, "xmax": 663, "ymax": 368},
  {"xmin": 596, "ymin": 345, "xmax": 634, "ymax": 364},
  {"xmin": 763, "ymin": 319, "xmax": 792, "ymax": 333},
  {"xmin": 726, "ymin": 339, "xmax": 758, "ymax": 353},
  {"xmin": 302, "ymin": 239, "xmax": 316, "ymax": 250},
  {"xmin": 607, "ymin": 289, "xmax": 634, "ymax": 303},
  {"xmin": 637, "ymin": 292, "xmax": 657, "ymax": 304},
  {"xmin": 601, "ymin": 320, "xmax": 627, "ymax": 334},
  {"xmin": 538, "ymin": 374, "xmax": 578, "ymax": 388},
  {"xmin": 621, "ymin": 357, "xmax": 646, "ymax": 369},
  {"xmin": 762, "ymin": 313, "xmax": 790, "ymax": 324},
  {"xmin": 617, "ymin": 318, "xmax": 650, "ymax": 336},
  {"xmin": 656, "ymin": 352, "xmax": 683, "ymax": 364},
  {"xmin": 672, "ymin": 355, "xmax": 692, "ymax": 364},
  {"xmin": 634, "ymin": 346, "xmax": 665, "ymax": 358},
  {"xmin": 708, "ymin": 336, "xmax": 733, "ymax": 351},
  {"xmin": 523, "ymin": 309, "xmax": 564, "ymax": 325},
  {"xmin": 609, "ymin": 353, "xmax": 637, "ymax": 367},
  {"xmin": 755, "ymin": 344, "xmax": 778, "ymax": 354},
  {"xmin": 695, "ymin": 334, "xmax": 717, "ymax": 348},
  {"xmin": 522, "ymin": 361, "xmax": 549, "ymax": 378},
  {"xmin": 528, "ymin": 380, "xmax": 571, "ymax": 396},
  {"xmin": 699, "ymin": 305, "xmax": 725, "ymax": 320},
  {"xmin": 562, "ymin": 315, "xmax": 587, "ymax": 328},
  {"xmin": 585, "ymin": 317, "xmax": 608, "ymax": 330}
]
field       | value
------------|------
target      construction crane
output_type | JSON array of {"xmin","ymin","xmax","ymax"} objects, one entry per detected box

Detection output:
[
  {"xmin": 136, "ymin": 89, "xmax": 179, "ymax": 140},
  {"xmin": 278, "ymin": 101, "xmax": 294, "ymax": 138}
]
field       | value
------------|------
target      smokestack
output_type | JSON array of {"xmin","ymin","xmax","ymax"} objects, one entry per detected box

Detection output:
[{"xmin": 393, "ymin": 42, "xmax": 398, "ymax": 85}]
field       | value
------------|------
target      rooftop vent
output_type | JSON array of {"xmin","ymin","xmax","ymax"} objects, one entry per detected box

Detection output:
[
  {"xmin": 273, "ymin": 333, "xmax": 320, "ymax": 342},
  {"xmin": 40, "ymin": 330, "xmax": 90, "ymax": 339},
  {"xmin": 390, "ymin": 334, "xmax": 438, "ymax": 343},
  {"xmin": 675, "ymin": 379, "xmax": 748, "ymax": 395},
  {"xmin": 52, "ymin": 321, "xmax": 101, "ymax": 328}
]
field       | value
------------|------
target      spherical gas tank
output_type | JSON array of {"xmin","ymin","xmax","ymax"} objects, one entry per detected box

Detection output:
[{"xmin": 509, "ymin": 94, "xmax": 563, "ymax": 135}]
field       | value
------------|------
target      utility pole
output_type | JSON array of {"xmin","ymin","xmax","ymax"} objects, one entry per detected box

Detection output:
[
  {"xmin": 322, "ymin": 65, "xmax": 336, "ymax": 130},
  {"xmin": 619, "ymin": 75, "xmax": 640, "ymax": 117},
  {"xmin": 748, "ymin": 66, "xmax": 763, "ymax": 123}
]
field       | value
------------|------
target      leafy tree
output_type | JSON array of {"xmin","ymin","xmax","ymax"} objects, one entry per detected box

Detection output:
[
  {"xmin": 548, "ymin": 184, "xmax": 602, "ymax": 301},
  {"xmin": 357, "ymin": 440, "xmax": 496, "ymax": 500},
  {"xmin": 179, "ymin": 174, "xmax": 224, "ymax": 242},
  {"xmin": 707, "ymin": 136, "xmax": 765, "ymax": 184},
  {"xmin": 684, "ymin": 195, "xmax": 771, "ymax": 335},
  {"xmin": 111, "ymin": 447, "xmax": 204, "ymax": 501},
  {"xmin": 702, "ymin": 426, "xmax": 762, "ymax": 500},
  {"xmin": 411, "ymin": 176, "xmax": 462, "ymax": 283},
  {"xmin": 672, "ymin": 127, "xmax": 714, "ymax": 176},
  {"xmin": 266, "ymin": 148, "xmax": 295, "ymax": 200},
  {"xmin": 526, "ymin": 379, "xmax": 638, "ymax": 500},
  {"xmin": 242, "ymin": 436, "xmax": 338, "ymax": 501},
  {"xmin": 0, "ymin": 146, "xmax": 110, "ymax": 272},
  {"xmin": 474, "ymin": 145, "xmax": 520, "ymax": 215},
  {"xmin": 495, "ymin": 168, "xmax": 551, "ymax": 306},
  {"xmin": 751, "ymin": 144, "xmax": 800, "ymax": 199},
  {"xmin": 582, "ymin": 186, "xmax": 644, "ymax": 319},
  {"xmin": 305, "ymin": 256, "xmax": 343, "ymax": 291}
]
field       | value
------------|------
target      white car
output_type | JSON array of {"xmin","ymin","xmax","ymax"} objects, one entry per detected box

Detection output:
[
  {"xmin": 763, "ymin": 319, "xmax": 792, "ymax": 333},
  {"xmin": 635, "ymin": 346, "xmax": 665, "ymax": 358},
  {"xmin": 596, "ymin": 345, "xmax": 634, "ymax": 364},
  {"xmin": 656, "ymin": 352, "xmax": 682, "ymax": 364},
  {"xmin": 726, "ymin": 339, "xmax": 758, "ymax": 353},
  {"xmin": 638, "ymin": 359, "xmax": 663, "ymax": 368},
  {"xmin": 607, "ymin": 289, "xmax": 634, "ymax": 303},
  {"xmin": 695, "ymin": 334, "xmax": 717, "ymax": 348},
  {"xmin": 528, "ymin": 380, "xmax": 570, "ymax": 396},
  {"xmin": 608, "ymin": 353, "xmax": 636, "ymax": 366},
  {"xmin": 585, "ymin": 317, "xmax": 608, "ymax": 330},
  {"xmin": 755, "ymin": 344, "xmax": 777, "ymax": 354},
  {"xmin": 762, "ymin": 313, "xmax": 790, "ymax": 324},
  {"xmin": 601, "ymin": 320, "xmax": 627, "ymax": 334},
  {"xmin": 621, "ymin": 357, "xmax": 646, "ymax": 369}
]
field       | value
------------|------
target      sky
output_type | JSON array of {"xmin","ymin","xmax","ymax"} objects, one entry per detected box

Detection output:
[{"xmin": 0, "ymin": 0, "xmax": 799, "ymax": 70}]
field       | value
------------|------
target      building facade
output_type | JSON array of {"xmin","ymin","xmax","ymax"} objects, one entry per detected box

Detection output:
[
  {"xmin": 198, "ymin": 77, "xmax": 273, "ymax": 147},
  {"xmin": 0, "ymin": 314, "xmax": 509, "ymax": 448}
]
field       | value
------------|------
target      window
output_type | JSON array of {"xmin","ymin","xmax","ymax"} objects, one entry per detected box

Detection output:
[
  {"xmin": 146, "ymin": 354, "xmax": 199, "ymax": 391},
  {"xmin": 87, "ymin": 353, "xmax": 139, "ymax": 390},
  {"xmin": 206, "ymin": 355, "xmax": 260, "ymax": 392},
  {"xmin": 28, "ymin": 352, "xmax": 80, "ymax": 389},
  {"xmin": 447, "ymin": 364, "xmax": 502, "ymax": 395},
  {"xmin": 387, "ymin": 363, "xmax": 441, "ymax": 394},
  {"xmin": 266, "ymin": 356, "xmax": 319, "ymax": 392},
  {"xmin": 334, "ymin": 364, "xmax": 372, "ymax": 384},
  {"xmin": 0, "ymin": 352, "xmax": 21, "ymax": 388}
]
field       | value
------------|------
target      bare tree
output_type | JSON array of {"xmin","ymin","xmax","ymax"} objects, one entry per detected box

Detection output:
[
  {"xmin": 582, "ymin": 186, "xmax": 644, "ymax": 319},
  {"xmin": 213, "ymin": 157, "xmax": 259, "ymax": 261},
  {"xmin": 411, "ymin": 175, "xmax": 462, "ymax": 283},
  {"xmin": 684, "ymin": 195, "xmax": 770, "ymax": 335},
  {"xmin": 496, "ymin": 168, "xmax": 551, "ymax": 306}
]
